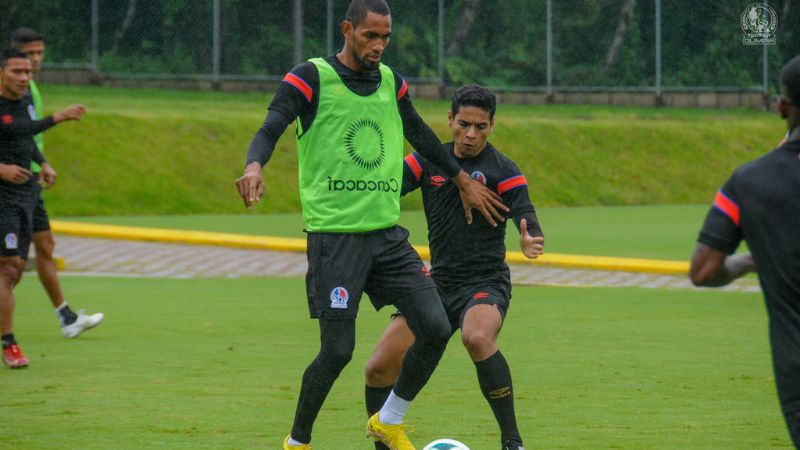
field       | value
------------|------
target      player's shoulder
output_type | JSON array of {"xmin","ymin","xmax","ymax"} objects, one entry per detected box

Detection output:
[
  {"xmin": 287, "ymin": 61, "xmax": 319, "ymax": 80},
  {"xmin": 484, "ymin": 143, "xmax": 523, "ymax": 175}
]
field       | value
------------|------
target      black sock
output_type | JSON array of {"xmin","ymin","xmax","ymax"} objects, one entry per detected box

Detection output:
[
  {"xmin": 2, "ymin": 333, "xmax": 16, "ymax": 349},
  {"xmin": 475, "ymin": 350, "xmax": 523, "ymax": 446},
  {"xmin": 365, "ymin": 385, "xmax": 393, "ymax": 450},
  {"xmin": 58, "ymin": 304, "xmax": 78, "ymax": 326}
]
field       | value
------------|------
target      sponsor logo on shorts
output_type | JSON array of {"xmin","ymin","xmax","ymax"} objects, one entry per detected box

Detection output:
[
  {"xmin": 472, "ymin": 292, "xmax": 489, "ymax": 300},
  {"xmin": 429, "ymin": 175, "xmax": 447, "ymax": 187},
  {"xmin": 470, "ymin": 171, "xmax": 487, "ymax": 185},
  {"xmin": 327, "ymin": 177, "xmax": 399, "ymax": 193},
  {"xmin": 4, "ymin": 233, "xmax": 18, "ymax": 250},
  {"xmin": 330, "ymin": 286, "xmax": 350, "ymax": 309}
]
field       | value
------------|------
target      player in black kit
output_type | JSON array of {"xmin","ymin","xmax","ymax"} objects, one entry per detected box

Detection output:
[
  {"xmin": 0, "ymin": 48, "xmax": 84, "ymax": 368},
  {"xmin": 689, "ymin": 54, "xmax": 800, "ymax": 448},
  {"xmin": 364, "ymin": 85, "xmax": 544, "ymax": 450}
]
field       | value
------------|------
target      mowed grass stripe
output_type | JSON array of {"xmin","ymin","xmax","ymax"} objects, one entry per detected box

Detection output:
[{"xmin": 1, "ymin": 277, "xmax": 788, "ymax": 449}]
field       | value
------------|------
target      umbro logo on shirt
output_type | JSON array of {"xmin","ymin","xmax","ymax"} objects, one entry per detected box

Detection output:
[
  {"xmin": 1, "ymin": 114, "xmax": 12, "ymax": 125},
  {"xmin": 429, "ymin": 175, "xmax": 447, "ymax": 187}
]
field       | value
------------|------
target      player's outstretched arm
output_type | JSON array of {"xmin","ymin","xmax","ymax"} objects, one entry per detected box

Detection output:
[
  {"xmin": 235, "ymin": 161, "xmax": 265, "ymax": 209},
  {"xmin": 53, "ymin": 104, "xmax": 86, "ymax": 123},
  {"xmin": 689, "ymin": 243, "xmax": 755, "ymax": 287},
  {"xmin": 519, "ymin": 217, "xmax": 544, "ymax": 259},
  {"xmin": 453, "ymin": 171, "xmax": 509, "ymax": 226}
]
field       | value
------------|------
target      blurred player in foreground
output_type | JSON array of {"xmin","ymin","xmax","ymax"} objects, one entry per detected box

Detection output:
[
  {"xmin": 0, "ymin": 48, "xmax": 85, "ymax": 368},
  {"xmin": 689, "ymin": 54, "xmax": 800, "ymax": 447},
  {"xmin": 235, "ymin": 1, "xmax": 507, "ymax": 448},
  {"xmin": 11, "ymin": 27, "xmax": 103, "ymax": 338},
  {"xmin": 364, "ymin": 85, "xmax": 544, "ymax": 450}
]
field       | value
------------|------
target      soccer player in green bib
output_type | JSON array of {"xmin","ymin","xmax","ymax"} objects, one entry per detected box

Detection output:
[
  {"xmin": 11, "ymin": 28, "xmax": 104, "ymax": 338},
  {"xmin": 235, "ymin": 1, "xmax": 508, "ymax": 448}
]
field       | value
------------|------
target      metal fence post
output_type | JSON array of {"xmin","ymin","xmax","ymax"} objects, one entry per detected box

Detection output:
[
  {"xmin": 438, "ymin": 0, "xmax": 445, "ymax": 98},
  {"xmin": 327, "ymin": 0, "xmax": 334, "ymax": 56},
  {"xmin": 91, "ymin": 0, "xmax": 99, "ymax": 77},
  {"xmin": 213, "ymin": 0, "xmax": 221, "ymax": 88},
  {"xmin": 762, "ymin": 0, "xmax": 769, "ymax": 104},
  {"xmin": 655, "ymin": 0, "xmax": 662, "ymax": 105},
  {"xmin": 546, "ymin": 0, "xmax": 553, "ymax": 101},
  {"xmin": 294, "ymin": 0, "xmax": 303, "ymax": 66}
]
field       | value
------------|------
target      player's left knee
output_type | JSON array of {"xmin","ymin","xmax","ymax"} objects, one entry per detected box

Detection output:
[{"xmin": 461, "ymin": 330, "xmax": 496, "ymax": 356}]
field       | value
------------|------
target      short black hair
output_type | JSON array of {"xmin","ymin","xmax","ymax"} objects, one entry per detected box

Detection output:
[
  {"xmin": 780, "ymin": 54, "xmax": 800, "ymax": 107},
  {"xmin": 10, "ymin": 27, "xmax": 43, "ymax": 47},
  {"xmin": 1, "ymin": 48, "xmax": 29, "ymax": 67},
  {"xmin": 346, "ymin": 0, "xmax": 390, "ymax": 27},
  {"xmin": 451, "ymin": 85, "xmax": 497, "ymax": 119}
]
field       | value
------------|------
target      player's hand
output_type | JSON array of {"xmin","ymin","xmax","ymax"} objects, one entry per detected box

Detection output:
[
  {"xmin": 40, "ymin": 162, "xmax": 57, "ymax": 189},
  {"xmin": 53, "ymin": 104, "xmax": 86, "ymax": 123},
  {"xmin": 454, "ymin": 171, "xmax": 508, "ymax": 226},
  {"xmin": 0, "ymin": 163, "xmax": 32, "ymax": 184},
  {"xmin": 519, "ymin": 218, "xmax": 545, "ymax": 259},
  {"xmin": 235, "ymin": 161, "xmax": 265, "ymax": 209}
]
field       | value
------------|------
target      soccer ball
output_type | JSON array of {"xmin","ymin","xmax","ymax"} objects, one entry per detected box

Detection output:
[{"xmin": 422, "ymin": 438, "xmax": 470, "ymax": 450}]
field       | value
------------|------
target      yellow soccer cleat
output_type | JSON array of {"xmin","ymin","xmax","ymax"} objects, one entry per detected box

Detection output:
[
  {"xmin": 283, "ymin": 434, "xmax": 312, "ymax": 449},
  {"xmin": 366, "ymin": 413, "xmax": 416, "ymax": 450}
]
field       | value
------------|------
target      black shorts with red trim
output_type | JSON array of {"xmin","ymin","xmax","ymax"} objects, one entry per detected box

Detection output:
[
  {"xmin": 0, "ymin": 185, "xmax": 39, "ymax": 260},
  {"xmin": 305, "ymin": 225, "xmax": 435, "ymax": 320}
]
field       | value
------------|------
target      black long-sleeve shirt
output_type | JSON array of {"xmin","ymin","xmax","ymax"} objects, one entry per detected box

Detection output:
[
  {"xmin": 246, "ymin": 55, "xmax": 461, "ymax": 178},
  {"xmin": 0, "ymin": 94, "xmax": 53, "ymax": 196},
  {"xmin": 403, "ymin": 143, "xmax": 543, "ymax": 287}
]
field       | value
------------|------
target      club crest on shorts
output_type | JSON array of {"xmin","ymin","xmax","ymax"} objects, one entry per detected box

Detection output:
[
  {"xmin": 470, "ymin": 171, "xmax": 487, "ymax": 185},
  {"xmin": 4, "ymin": 233, "xmax": 18, "ymax": 250},
  {"xmin": 330, "ymin": 286, "xmax": 350, "ymax": 309}
]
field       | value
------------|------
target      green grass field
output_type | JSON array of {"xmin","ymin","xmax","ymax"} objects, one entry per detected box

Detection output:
[
  {"xmin": 38, "ymin": 84, "xmax": 784, "ymax": 215},
  {"xmin": 1, "ymin": 276, "xmax": 789, "ymax": 449},
  {"xmin": 64, "ymin": 204, "xmax": 714, "ymax": 260}
]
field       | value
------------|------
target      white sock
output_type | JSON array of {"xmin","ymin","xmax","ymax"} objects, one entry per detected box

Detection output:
[
  {"xmin": 288, "ymin": 436, "xmax": 307, "ymax": 446},
  {"xmin": 378, "ymin": 390, "xmax": 411, "ymax": 425}
]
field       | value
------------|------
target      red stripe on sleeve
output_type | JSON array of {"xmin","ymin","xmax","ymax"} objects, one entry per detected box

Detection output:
[
  {"xmin": 497, "ymin": 175, "xmax": 527, "ymax": 194},
  {"xmin": 283, "ymin": 73, "xmax": 313, "ymax": 103},
  {"xmin": 404, "ymin": 154, "xmax": 422, "ymax": 180},
  {"xmin": 397, "ymin": 79, "xmax": 408, "ymax": 100},
  {"xmin": 713, "ymin": 190, "xmax": 740, "ymax": 226}
]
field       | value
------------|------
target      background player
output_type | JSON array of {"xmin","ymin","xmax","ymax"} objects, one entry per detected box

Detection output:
[
  {"xmin": 1, "ymin": 48, "xmax": 85, "ymax": 368},
  {"xmin": 689, "ymin": 54, "xmax": 800, "ymax": 447},
  {"xmin": 364, "ymin": 85, "xmax": 544, "ymax": 450},
  {"xmin": 11, "ymin": 27, "xmax": 103, "ymax": 338},
  {"xmin": 234, "ymin": 1, "xmax": 508, "ymax": 448}
]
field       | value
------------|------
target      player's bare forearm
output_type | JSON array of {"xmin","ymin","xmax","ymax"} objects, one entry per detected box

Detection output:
[{"xmin": 690, "ymin": 244, "xmax": 755, "ymax": 287}]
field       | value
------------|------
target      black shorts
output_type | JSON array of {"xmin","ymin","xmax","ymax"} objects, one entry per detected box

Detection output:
[
  {"xmin": 0, "ymin": 192, "xmax": 38, "ymax": 260},
  {"xmin": 305, "ymin": 225, "xmax": 435, "ymax": 320},
  {"xmin": 32, "ymin": 194, "xmax": 50, "ymax": 233},
  {"xmin": 436, "ymin": 279, "xmax": 511, "ymax": 333},
  {"xmin": 392, "ymin": 277, "xmax": 512, "ymax": 333}
]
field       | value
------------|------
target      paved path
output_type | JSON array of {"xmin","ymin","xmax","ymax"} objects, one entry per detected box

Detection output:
[{"xmin": 48, "ymin": 236, "xmax": 760, "ymax": 292}]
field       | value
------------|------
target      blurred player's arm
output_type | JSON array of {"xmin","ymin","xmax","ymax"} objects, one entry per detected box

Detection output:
[
  {"xmin": 689, "ymin": 182, "xmax": 755, "ymax": 286},
  {"xmin": 689, "ymin": 244, "xmax": 754, "ymax": 287},
  {"xmin": 396, "ymin": 78, "xmax": 508, "ymax": 226}
]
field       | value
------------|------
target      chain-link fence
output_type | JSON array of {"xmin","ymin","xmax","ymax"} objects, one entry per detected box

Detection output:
[{"xmin": 1, "ymin": 0, "xmax": 798, "ymax": 96}]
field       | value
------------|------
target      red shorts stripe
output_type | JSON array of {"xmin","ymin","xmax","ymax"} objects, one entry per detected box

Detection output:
[
  {"xmin": 404, "ymin": 153, "xmax": 422, "ymax": 180},
  {"xmin": 713, "ymin": 190, "xmax": 740, "ymax": 226},
  {"xmin": 397, "ymin": 79, "xmax": 408, "ymax": 100},
  {"xmin": 497, "ymin": 175, "xmax": 527, "ymax": 195},
  {"xmin": 283, "ymin": 73, "xmax": 313, "ymax": 102}
]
